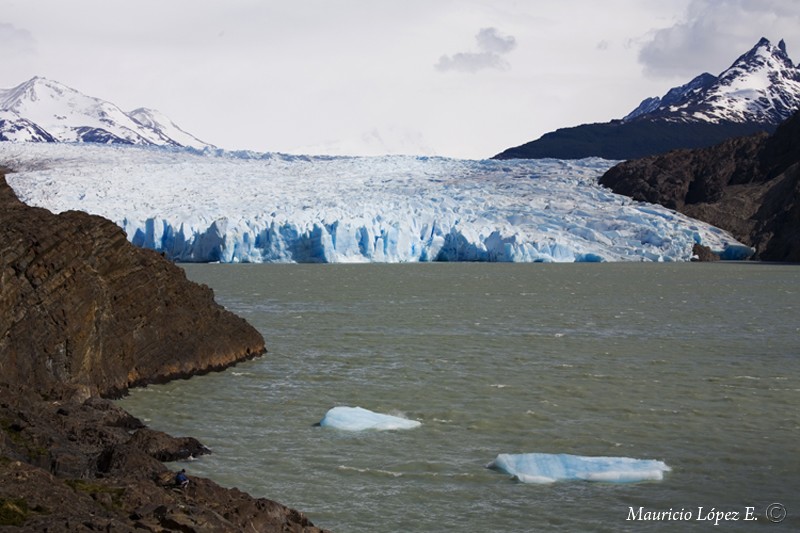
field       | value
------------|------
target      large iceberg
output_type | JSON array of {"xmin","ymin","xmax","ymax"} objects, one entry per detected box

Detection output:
[
  {"xmin": 488, "ymin": 453, "xmax": 671, "ymax": 484},
  {"xmin": 1, "ymin": 142, "xmax": 753, "ymax": 263},
  {"xmin": 318, "ymin": 406, "xmax": 421, "ymax": 431}
]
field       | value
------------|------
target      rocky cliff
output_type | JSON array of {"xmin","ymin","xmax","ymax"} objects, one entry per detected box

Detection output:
[
  {"xmin": 0, "ymin": 168, "xmax": 329, "ymax": 531},
  {"xmin": 1, "ymin": 170, "xmax": 265, "ymax": 399},
  {"xmin": 599, "ymin": 111, "xmax": 800, "ymax": 262}
]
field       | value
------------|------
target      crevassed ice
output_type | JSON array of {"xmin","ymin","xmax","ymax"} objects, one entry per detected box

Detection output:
[
  {"xmin": 318, "ymin": 406, "xmax": 421, "ymax": 431},
  {"xmin": 1, "ymin": 143, "xmax": 753, "ymax": 263},
  {"xmin": 488, "ymin": 453, "xmax": 671, "ymax": 484}
]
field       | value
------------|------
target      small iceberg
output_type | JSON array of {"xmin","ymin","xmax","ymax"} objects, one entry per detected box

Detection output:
[
  {"xmin": 488, "ymin": 453, "xmax": 670, "ymax": 484},
  {"xmin": 318, "ymin": 406, "xmax": 421, "ymax": 431}
]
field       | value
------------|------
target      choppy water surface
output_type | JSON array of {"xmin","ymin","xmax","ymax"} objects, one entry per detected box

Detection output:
[{"xmin": 118, "ymin": 263, "xmax": 800, "ymax": 532}]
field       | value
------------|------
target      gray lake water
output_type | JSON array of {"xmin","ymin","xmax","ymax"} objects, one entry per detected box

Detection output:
[{"xmin": 118, "ymin": 263, "xmax": 800, "ymax": 532}]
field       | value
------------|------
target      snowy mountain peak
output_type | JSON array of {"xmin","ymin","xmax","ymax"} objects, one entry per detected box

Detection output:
[
  {"xmin": 1, "ymin": 77, "xmax": 68, "ymax": 112},
  {"xmin": 731, "ymin": 36, "xmax": 794, "ymax": 72},
  {"xmin": 623, "ymin": 38, "xmax": 800, "ymax": 125},
  {"xmin": 0, "ymin": 77, "xmax": 214, "ymax": 149}
]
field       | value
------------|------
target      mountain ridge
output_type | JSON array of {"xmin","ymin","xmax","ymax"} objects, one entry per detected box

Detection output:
[
  {"xmin": 494, "ymin": 37, "xmax": 800, "ymax": 160},
  {"xmin": 0, "ymin": 76, "xmax": 212, "ymax": 149}
]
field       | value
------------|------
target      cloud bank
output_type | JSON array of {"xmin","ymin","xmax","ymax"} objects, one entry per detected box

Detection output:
[
  {"xmin": 638, "ymin": 0, "xmax": 800, "ymax": 78},
  {"xmin": 436, "ymin": 27, "xmax": 517, "ymax": 73},
  {"xmin": 0, "ymin": 23, "xmax": 37, "ymax": 59}
]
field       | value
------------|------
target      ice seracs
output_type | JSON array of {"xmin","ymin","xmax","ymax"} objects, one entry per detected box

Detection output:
[
  {"xmin": 488, "ymin": 453, "xmax": 671, "ymax": 484},
  {"xmin": 318, "ymin": 406, "xmax": 421, "ymax": 431},
  {"xmin": 1, "ymin": 142, "xmax": 753, "ymax": 263}
]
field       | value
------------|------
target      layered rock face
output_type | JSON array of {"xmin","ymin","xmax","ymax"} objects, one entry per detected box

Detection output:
[
  {"xmin": 1, "ymin": 168, "xmax": 329, "ymax": 531},
  {"xmin": 1, "ymin": 170, "xmax": 265, "ymax": 398},
  {"xmin": 599, "ymin": 111, "xmax": 800, "ymax": 262}
]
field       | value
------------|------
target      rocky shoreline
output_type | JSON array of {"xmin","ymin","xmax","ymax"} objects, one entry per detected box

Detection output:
[{"xmin": 0, "ymin": 168, "xmax": 329, "ymax": 531}]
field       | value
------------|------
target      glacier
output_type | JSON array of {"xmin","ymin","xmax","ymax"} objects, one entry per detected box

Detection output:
[
  {"xmin": 0, "ymin": 142, "xmax": 753, "ymax": 263},
  {"xmin": 318, "ymin": 406, "xmax": 421, "ymax": 431},
  {"xmin": 488, "ymin": 453, "xmax": 671, "ymax": 484}
]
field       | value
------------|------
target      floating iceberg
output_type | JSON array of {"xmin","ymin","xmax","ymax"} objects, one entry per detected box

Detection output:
[
  {"xmin": 1, "ymin": 142, "xmax": 753, "ymax": 263},
  {"xmin": 488, "ymin": 453, "xmax": 671, "ymax": 484},
  {"xmin": 318, "ymin": 406, "xmax": 421, "ymax": 431}
]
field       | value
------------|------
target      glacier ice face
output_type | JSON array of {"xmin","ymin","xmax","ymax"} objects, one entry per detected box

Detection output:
[
  {"xmin": 488, "ymin": 453, "xmax": 671, "ymax": 484},
  {"xmin": 318, "ymin": 406, "xmax": 421, "ymax": 431},
  {"xmin": 1, "ymin": 142, "xmax": 752, "ymax": 263}
]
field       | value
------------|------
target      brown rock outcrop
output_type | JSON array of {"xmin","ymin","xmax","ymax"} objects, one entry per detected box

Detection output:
[
  {"xmin": 1, "ymin": 170, "xmax": 265, "ymax": 398},
  {"xmin": 599, "ymin": 110, "xmax": 800, "ymax": 262},
  {"xmin": 0, "ymin": 384, "xmax": 328, "ymax": 532},
  {"xmin": 1, "ymin": 167, "xmax": 329, "ymax": 531}
]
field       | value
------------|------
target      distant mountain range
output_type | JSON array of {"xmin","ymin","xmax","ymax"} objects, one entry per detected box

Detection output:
[
  {"xmin": 0, "ymin": 77, "xmax": 212, "ymax": 149},
  {"xmin": 494, "ymin": 38, "xmax": 800, "ymax": 160},
  {"xmin": 4, "ymin": 38, "xmax": 798, "ymax": 163}
]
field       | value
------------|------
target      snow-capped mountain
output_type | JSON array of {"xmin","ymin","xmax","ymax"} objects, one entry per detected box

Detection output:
[
  {"xmin": 624, "ymin": 38, "xmax": 800, "ymax": 125},
  {"xmin": 0, "ymin": 77, "xmax": 212, "ymax": 149},
  {"xmin": 0, "ymin": 109, "xmax": 56, "ymax": 142},
  {"xmin": 0, "ymin": 142, "xmax": 752, "ymax": 263},
  {"xmin": 622, "ymin": 73, "xmax": 718, "ymax": 122},
  {"xmin": 495, "ymin": 38, "xmax": 800, "ymax": 160}
]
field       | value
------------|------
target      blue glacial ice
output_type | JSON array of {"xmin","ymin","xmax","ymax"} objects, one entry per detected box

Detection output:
[
  {"xmin": 319, "ymin": 406, "xmax": 421, "ymax": 431},
  {"xmin": 1, "ymin": 143, "xmax": 754, "ymax": 263},
  {"xmin": 488, "ymin": 453, "xmax": 671, "ymax": 484}
]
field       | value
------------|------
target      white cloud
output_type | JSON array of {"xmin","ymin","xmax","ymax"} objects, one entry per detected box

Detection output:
[
  {"xmin": 475, "ymin": 27, "xmax": 516, "ymax": 54},
  {"xmin": 436, "ymin": 27, "xmax": 516, "ymax": 73},
  {"xmin": 638, "ymin": 0, "xmax": 800, "ymax": 79},
  {"xmin": 0, "ymin": 22, "xmax": 37, "ymax": 59}
]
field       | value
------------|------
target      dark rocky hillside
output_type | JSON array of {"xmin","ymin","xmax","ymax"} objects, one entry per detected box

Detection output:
[
  {"xmin": 599, "ymin": 111, "xmax": 800, "ymax": 262},
  {"xmin": 492, "ymin": 120, "xmax": 769, "ymax": 161},
  {"xmin": 0, "ymin": 168, "xmax": 329, "ymax": 531}
]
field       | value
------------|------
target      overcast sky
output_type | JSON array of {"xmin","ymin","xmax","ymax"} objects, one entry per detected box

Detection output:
[{"xmin": 2, "ymin": 0, "xmax": 799, "ymax": 159}]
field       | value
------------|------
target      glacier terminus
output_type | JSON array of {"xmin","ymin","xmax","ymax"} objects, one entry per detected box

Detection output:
[{"xmin": 1, "ymin": 143, "xmax": 753, "ymax": 263}]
